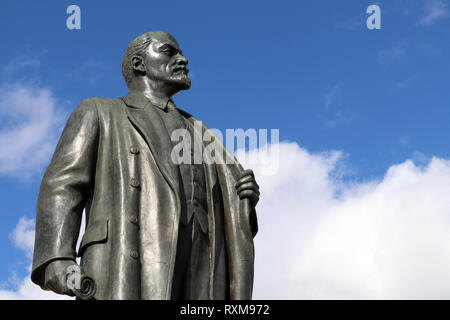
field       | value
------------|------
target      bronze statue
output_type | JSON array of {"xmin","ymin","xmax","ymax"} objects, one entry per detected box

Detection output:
[{"xmin": 31, "ymin": 31, "xmax": 259, "ymax": 300}]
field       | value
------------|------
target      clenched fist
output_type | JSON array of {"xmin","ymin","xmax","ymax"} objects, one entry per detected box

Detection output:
[
  {"xmin": 44, "ymin": 259, "xmax": 77, "ymax": 296},
  {"xmin": 235, "ymin": 169, "xmax": 260, "ymax": 209}
]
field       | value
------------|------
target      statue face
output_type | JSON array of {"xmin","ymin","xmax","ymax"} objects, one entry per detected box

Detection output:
[{"xmin": 142, "ymin": 32, "xmax": 191, "ymax": 92}]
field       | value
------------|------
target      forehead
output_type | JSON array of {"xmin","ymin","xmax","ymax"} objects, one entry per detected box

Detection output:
[{"xmin": 150, "ymin": 32, "xmax": 180, "ymax": 49}]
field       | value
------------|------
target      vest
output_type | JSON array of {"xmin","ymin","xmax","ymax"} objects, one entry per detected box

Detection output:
[{"xmin": 164, "ymin": 102, "xmax": 208, "ymax": 226}]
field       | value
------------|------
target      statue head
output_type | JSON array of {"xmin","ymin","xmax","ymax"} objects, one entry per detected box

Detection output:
[{"xmin": 122, "ymin": 31, "xmax": 190, "ymax": 95}]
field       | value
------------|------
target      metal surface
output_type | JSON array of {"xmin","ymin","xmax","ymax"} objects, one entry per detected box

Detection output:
[{"xmin": 31, "ymin": 31, "xmax": 259, "ymax": 300}]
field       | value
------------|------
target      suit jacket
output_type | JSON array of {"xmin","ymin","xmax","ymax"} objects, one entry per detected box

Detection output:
[{"xmin": 31, "ymin": 91, "xmax": 258, "ymax": 299}]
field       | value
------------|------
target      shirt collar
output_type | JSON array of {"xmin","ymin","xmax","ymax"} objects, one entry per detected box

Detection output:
[{"xmin": 142, "ymin": 92, "xmax": 176, "ymax": 111}]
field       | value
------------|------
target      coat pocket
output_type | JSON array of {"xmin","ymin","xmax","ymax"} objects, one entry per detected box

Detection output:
[{"xmin": 77, "ymin": 219, "xmax": 109, "ymax": 257}]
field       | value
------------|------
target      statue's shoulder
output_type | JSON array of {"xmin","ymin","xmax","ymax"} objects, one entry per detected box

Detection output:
[
  {"xmin": 177, "ymin": 106, "xmax": 195, "ymax": 120},
  {"xmin": 77, "ymin": 97, "xmax": 126, "ymax": 116},
  {"xmin": 81, "ymin": 97, "xmax": 124, "ymax": 108}
]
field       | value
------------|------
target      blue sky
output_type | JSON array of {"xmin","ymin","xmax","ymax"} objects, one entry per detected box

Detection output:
[{"xmin": 1, "ymin": 0, "xmax": 450, "ymax": 298}]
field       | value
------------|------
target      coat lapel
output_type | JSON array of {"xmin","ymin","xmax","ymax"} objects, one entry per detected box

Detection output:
[
  {"xmin": 122, "ymin": 91, "xmax": 180, "ymax": 194},
  {"xmin": 178, "ymin": 108, "xmax": 219, "ymax": 186}
]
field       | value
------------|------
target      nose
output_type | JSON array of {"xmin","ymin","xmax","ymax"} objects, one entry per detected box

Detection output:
[{"xmin": 176, "ymin": 53, "xmax": 188, "ymax": 66}]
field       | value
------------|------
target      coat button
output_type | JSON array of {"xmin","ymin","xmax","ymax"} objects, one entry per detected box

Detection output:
[
  {"xmin": 130, "ymin": 146, "xmax": 140, "ymax": 154},
  {"xmin": 130, "ymin": 250, "xmax": 139, "ymax": 259},
  {"xmin": 129, "ymin": 215, "xmax": 138, "ymax": 224},
  {"xmin": 130, "ymin": 178, "xmax": 140, "ymax": 188}
]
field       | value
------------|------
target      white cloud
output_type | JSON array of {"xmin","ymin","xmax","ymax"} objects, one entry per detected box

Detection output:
[
  {"xmin": 0, "ymin": 217, "xmax": 71, "ymax": 300},
  {"xmin": 5, "ymin": 140, "xmax": 450, "ymax": 299},
  {"xmin": 9, "ymin": 217, "xmax": 35, "ymax": 259},
  {"xmin": 399, "ymin": 135, "xmax": 409, "ymax": 146},
  {"xmin": 389, "ymin": 76, "xmax": 418, "ymax": 93},
  {"xmin": 321, "ymin": 83, "xmax": 352, "ymax": 127},
  {"xmin": 323, "ymin": 83, "xmax": 342, "ymax": 109},
  {"xmin": 0, "ymin": 82, "xmax": 64, "ymax": 177},
  {"xmin": 391, "ymin": 81, "xmax": 409, "ymax": 92},
  {"xmin": 1, "ymin": 56, "xmax": 41, "ymax": 76},
  {"xmin": 0, "ymin": 276, "xmax": 70, "ymax": 300},
  {"xmin": 420, "ymin": 0, "xmax": 449, "ymax": 26},
  {"xmin": 0, "ymin": 214, "xmax": 86, "ymax": 300},
  {"xmin": 238, "ymin": 142, "xmax": 450, "ymax": 299}
]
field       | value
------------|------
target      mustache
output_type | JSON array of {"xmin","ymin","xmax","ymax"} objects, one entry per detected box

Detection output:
[{"xmin": 172, "ymin": 65, "xmax": 189, "ymax": 74}]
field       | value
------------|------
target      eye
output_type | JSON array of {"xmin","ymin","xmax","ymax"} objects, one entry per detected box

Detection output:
[{"xmin": 162, "ymin": 47, "xmax": 176, "ymax": 55}]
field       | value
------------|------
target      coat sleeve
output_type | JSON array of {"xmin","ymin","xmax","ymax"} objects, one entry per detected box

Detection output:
[{"xmin": 31, "ymin": 99, "xmax": 99, "ymax": 289}]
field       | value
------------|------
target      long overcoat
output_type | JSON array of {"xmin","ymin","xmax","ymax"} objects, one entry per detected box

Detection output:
[{"xmin": 31, "ymin": 91, "xmax": 258, "ymax": 299}]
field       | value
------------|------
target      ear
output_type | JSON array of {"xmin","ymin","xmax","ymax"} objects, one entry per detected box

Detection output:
[{"xmin": 131, "ymin": 55, "xmax": 146, "ymax": 73}]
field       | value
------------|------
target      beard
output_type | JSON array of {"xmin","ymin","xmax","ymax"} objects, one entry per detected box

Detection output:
[
  {"xmin": 147, "ymin": 67, "xmax": 191, "ymax": 92},
  {"xmin": 168, "ymin": 73, "xmax": 191, "ymax": 90}
]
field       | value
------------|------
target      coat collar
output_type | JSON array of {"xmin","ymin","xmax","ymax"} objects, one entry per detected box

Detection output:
[
  {"xmin": 123, "ymin": 90, "xmax": 175, "ymax": 110},
  {"xmin": 123, "ymin": 90, "xmax": 152, "ymax": 109}
]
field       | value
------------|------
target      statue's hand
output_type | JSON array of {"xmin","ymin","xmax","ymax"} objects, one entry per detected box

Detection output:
[
  {"xmin": 44, "ymin": 260, "xmax": 77, "ymax": 296},
  {"xmin": 235, "ymin": 169, "xmax": 260, "ymax": 209}
]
